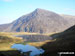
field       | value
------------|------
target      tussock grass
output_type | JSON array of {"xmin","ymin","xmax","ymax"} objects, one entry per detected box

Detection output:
[
  {"xmin": 0, "ymin": 32, "xmax": 56, "ymax": 50},
  {"xmin": 0, "ymin": 32, "xmax": 39, "ymax": 35},
  {"xmin": 28, "ymin": 39, "xmax": 56, "ymax": 47},
  {"xmin": 0, "ymin": 32, "xmax": 23, "ymax": 51}
]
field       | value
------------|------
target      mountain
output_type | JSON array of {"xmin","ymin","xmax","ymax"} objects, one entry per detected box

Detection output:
[
  {"xmin": 4, "ymin": 8, "xmax": 70, "ymax": 33},
  {"xmin": 61, "ymin": 14, "xmax": 75, "ymax": 26},
  {"xmin": 41, "ymin": 25, "xmax": 75, "ymax": 56},
  {"xmin": 0, "ymin": 24, "xmax": 10, "ymax": 32}
]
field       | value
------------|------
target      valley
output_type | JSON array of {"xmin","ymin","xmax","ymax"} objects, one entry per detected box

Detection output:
[
  {"xmin": 0, "ymin": 8, "xmax": 75, "ymax": 56},
  {"xmin": 0, "ymin": 32, "xmax": 55, "ymax": 56},
  {"xmin": 0, "ymin": 32, "xmax": 53, "ymax": 50},
  {"xmin": 0, "ymin": 24, "xmax": 75, "ymax": 56}
]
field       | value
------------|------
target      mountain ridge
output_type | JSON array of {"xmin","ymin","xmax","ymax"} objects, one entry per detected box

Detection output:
[{"xmin": 0, "ymin": 8, "xmax": 75, "ymax": 33}]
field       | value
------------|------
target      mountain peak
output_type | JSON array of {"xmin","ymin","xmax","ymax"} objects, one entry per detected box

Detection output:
[
  {"xmin": 35, "ymin": 8, "xmax": 49, "ymax": 12},
  {"xmin": 4, "ymin": 8, "xmax": 69, "ymax": 33},
  {"xmin": 35, "ymin": 8, "xmax": 43, "ymax": 10},
  {"xmin": 33, "ymin": 8, "xmax": 57, "ymax": 15},
  {"xmin": 33, "ymin": 8, "xmax": 54, "ymax": 15}
]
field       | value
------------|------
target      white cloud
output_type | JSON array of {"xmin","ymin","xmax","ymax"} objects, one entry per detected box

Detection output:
[{"xmin": 64, "ymin": 8, "xmax": 75, "ymax": 13}]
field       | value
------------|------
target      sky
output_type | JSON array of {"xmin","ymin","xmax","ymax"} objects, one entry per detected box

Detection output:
[{"xmin": 0, "ymin": 0, "xmax": 75, "ymax": 24}]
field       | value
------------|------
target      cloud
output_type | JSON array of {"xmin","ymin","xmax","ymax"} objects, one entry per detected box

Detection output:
[{"xmin": 64, "ymin": 8, "xmax": 75, "ymax": 13}]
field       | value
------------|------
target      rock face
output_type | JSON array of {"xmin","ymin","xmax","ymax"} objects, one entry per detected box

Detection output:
[{"xmin": 4, "ymin": 8, "xmax": 70, "ymax": 33}]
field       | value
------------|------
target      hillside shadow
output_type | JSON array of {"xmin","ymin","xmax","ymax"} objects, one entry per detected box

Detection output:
[
  {"xmin": 0, "ymin": 50, "xmax": 23, "ymax": 56},
  {"xmin": 41, "ymin": 25, "xmax": 75, "ymax": 56}
]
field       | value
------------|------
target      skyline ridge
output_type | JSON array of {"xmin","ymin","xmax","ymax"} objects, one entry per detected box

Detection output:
[
  {"xmin": 0, "ymin": 8, "xmax": 75, "ymax": 25},
  {"xmin": 0, "ymin": 0, "xmax": 74, "ymax": 24}
]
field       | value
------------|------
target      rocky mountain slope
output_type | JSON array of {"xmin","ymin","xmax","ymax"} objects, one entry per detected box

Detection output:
[
  {"xmin": 61, "ymin": 14, "xmax": 75, "ymax": 26},
  {"xmin": 4, "ymin": 8, "xmax": 70, "ymax": 33}
]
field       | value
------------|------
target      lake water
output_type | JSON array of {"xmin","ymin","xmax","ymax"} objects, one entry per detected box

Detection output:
[
  {"xmin": 14, "ymin": 35, "xmax": 52, "ymax": 42},
  {"xmin": 11, "ymin": 44, "xmax": 45, "ymax": 56}
]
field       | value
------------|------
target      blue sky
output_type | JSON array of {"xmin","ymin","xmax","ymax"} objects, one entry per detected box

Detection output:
[{"xmin": 0, "ymin": 0, "xmax": 75, "ymax": 24}]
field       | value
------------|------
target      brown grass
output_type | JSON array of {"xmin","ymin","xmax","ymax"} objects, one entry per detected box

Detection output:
[{"xmin": 28, "ymin": 39, "xmax": 56, "ymax": 47}]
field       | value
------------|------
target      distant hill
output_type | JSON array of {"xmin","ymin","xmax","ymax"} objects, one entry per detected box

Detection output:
[
  {"xmin": 0, "ymin": 24, "xmax": 10, "ymax": 32},
  {"xmin": 41, "ymin": 25, "xmax": 75, "ymax": 56},
  {"xmin": 61, "ymin": 14, "xmax": 75, "ymax": 26},
  {"xmin": 4, "ymin": 8, "xmax": 70, "ymax": 33}
]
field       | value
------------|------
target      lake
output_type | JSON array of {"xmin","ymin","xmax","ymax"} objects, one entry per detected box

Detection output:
[
  {"xmin": 11, "ymin": 44, "xmax": 45, "ymax": 56},
  {"xmin": 14, "ymin": 35, "xmax": 52, "ymax": 42}
]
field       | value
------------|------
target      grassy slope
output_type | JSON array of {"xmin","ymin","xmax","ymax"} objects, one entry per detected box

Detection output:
[
  {"xmin": 0, "ymin": 32, "xmax": 57, "ymax": 56},
  {"xmin": 41, "ymin": 25, "xmax": 75, "ymax": 56},
  {"xmin": 28, "ymin": 40, "xmax": 56, "ymax": 47},
  {"xmin": 0, "ymin": 50, "xmax": 22, "ymax": 56},
  {"xmin": 0, "ymin": 32, "xmax": 23, "ymax": 50},
  {"xmin": 0, "ymin": 32, "xmax": 52, "ymax": 50},
  {"xmin": 0, "ymin": 32, "xmax": 51, "ymax": 56},
  {"xmin": 0, "ymin": 32, "xmax": 24, "ymax": 56}
]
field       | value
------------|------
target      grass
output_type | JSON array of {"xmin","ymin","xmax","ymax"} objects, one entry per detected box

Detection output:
[
  {"xmin": 0, "ymin": 32, "xmax": 56, "ymax": 56},
  {"xmin": 42, "ymin": 32, "xmax": 57, "ymax": 35},
  {"xmin": 0, "ymin": 43, "xmax": 12, "ymax": 50},
  {"xmin": 0, "ymin": 32, "xmax": 39, "ymax": 35},
  {"xmin": 41, "ymin": 25, "xmax": 75, "ymax": 56},
  {"xmin": 0, "ymin": 50, "xmax": 22, "ymax": 56},
  {"xmin": 28, "ymin": 39, "xmax": 56, "ymax": 47},
  {"xmin": 0, "ymin": 32, "xmax": 23, "ymax": 51}
]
